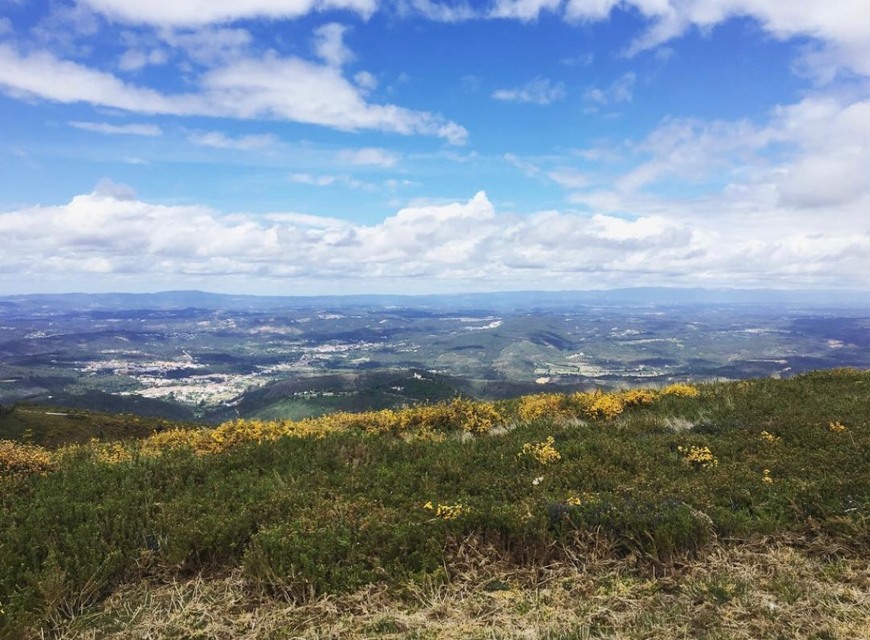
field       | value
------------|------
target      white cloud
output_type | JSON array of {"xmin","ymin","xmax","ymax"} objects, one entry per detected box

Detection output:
[
  {"xmin": 490, "ymin": 1, "xmax": 870, "ymax": 78},
  {"xmin": 289, "ymin": 173, "xmax": 341, "ymax": 186},
  {"xmin": 188, "ymin": 131, "xmax": 278, "ymax": 149},
  {"xmin": 30, "ymin": 2, "xmax": 101, "ymax": 54},
  {"xmin": 79, "ymin": 0, "xmax": 377, "ymax": 27},
  {"xmin": 61, "ymin": 0, "xmax": 870, "ymax": 82},
  {"xmin": 504, "ymin": 152, "xmax": 542, "ymax": 178},
  {"xmin": 0, "ymin": 44, "xmax": 199, "ymax": 114},
  {"xmin": 313, "ymin": 23, "xmax": 354, "ymax": 67},
  {"xmin": 2, "ymin": 185, "xmax": 868, "ymax": 292},
  {"xmin": 354, "ymin": 70, "xmax": 378, "ymax": 90},
  {"xmin": 70, "ymin": 121, "xmax": 163, "ymax": 136},
  {"xmin": 401, "ymin": 0, "xmax": 476, "ymax": 22},
  {"xmin": 490, "ymin": 92, "xmax": 870, "ymax": 289},
  {"xmin": 560, "ymin": 52, "xmax": 595, "ymax": 66},
  {"xmin": 583, "ymin": 72, "xmax": 636, "ymax": 107},
  {"xmin": 490, "ymin": 0, "xmax": 561, "ymax": 21},
  {"xmin": 613, "ymin": 116, "xmax": 774, "ymax": 192},
  {"xmin": 157, "ymin": 27, "xmax": 253, "ymax": 65},
  {"xmin": 0, "ymin": 45, "xmax": 467, "ymax": 144},
  {"xmin": 337, "ymin": 147, "xmax": 400, "ymax": 167},
  {"xmin": 547, "ymin": 168, "xmax": 589, "ymax": 189},
  {"xmin": 617, "ymin": 1, "xmax": 869, "ymax": 77},
  {"xmin": 0, "ymin": 18, "xmax": 12, "ymax": 35},
  {"xmin": 581, "ymin": 95, "xmax": 870, "ymax": 208},
  {"xmin": 492, "ymin": 78, "xmax": 566, "ymax": 105},
  {"xmin": 289, "ymin": 173, "xmax": 374, "ymax": 189},
  {"xmin": 119, "ymin": 48, "xmax": 168, "ymax": 71},
  {"xmin": 770, "ymin": 97, "xmax": 870, "ymax": 209},
  {"xmin": 201, "ymin": 53, "xmax": 467, "ymax": 142}
]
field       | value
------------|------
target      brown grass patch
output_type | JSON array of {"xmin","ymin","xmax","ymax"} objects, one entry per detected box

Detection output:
[{"xmin": 42, "ymin": 537, "xmax": 869, "ymax": 640}]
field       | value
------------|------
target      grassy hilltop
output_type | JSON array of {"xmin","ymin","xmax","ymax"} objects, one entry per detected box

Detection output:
[{"xmin": 1, "ymin": 370, "xmax": 868, "ymax": 639}]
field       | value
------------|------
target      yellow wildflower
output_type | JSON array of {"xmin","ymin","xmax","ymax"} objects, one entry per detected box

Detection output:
[
  {"xmin": 519, "ymin": 436, "xmax": 561, "ymax": 465},
  {"xmin": 677, "ymin": 445, "xmax": 718, "ymax": 470},
  {"xmin": 662, "ymin": 383, "xmax": 700, "ymax": 398}
]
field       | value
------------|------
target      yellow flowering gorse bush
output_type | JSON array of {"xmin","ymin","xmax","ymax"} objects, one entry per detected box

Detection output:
[
  {"xmin": 517, "ymin": 393, "xmax": 576, "ymax": 422},
  {"xmin": 0, "ymin": 440, "xmax": 56, "ymax": 481},
  {"xmin": 584, "ymin": 392, "xmax": 626, "ymax": 420},
  {"xmin": 519, "ymin": 436, "xmax": 561, "ymax": 465},
  {"xmin": 759, "ymin": 430, "xmax": 781, "ymax": 444},
  {"xmin": 661, "ymin": 383, "xmax": 700, "ymax": 398},
  {"xmin": 828, "ymin": 421, "xmax": 848, "ymax": 433},
  {"xmin": 677, "ymin": 445, "xmax": 718, "ymax": 470},
  {"xmin": 423, "ymin": 501, "xmax": 469, "ymax": 520},
  {"xmin": 0, "ymin": 381, "xmax": 707, "ymax": 478},
  {"xmin": 92, "ymin": 441, "xmax": 135, "ymax": 465}
]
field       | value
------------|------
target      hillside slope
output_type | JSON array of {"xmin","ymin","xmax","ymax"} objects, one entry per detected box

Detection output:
[{"xmin": 1, "ymin": 370, "xmax": 868, "ymax": 639}]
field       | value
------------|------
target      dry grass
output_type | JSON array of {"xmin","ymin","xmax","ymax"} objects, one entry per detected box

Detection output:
[{"xmin": 49, "ymin": 537, "xmax": 869, "ymax": 640}]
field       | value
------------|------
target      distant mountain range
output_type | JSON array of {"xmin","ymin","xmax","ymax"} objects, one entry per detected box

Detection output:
[{"xmin": 3, "ymin": 287, "xmax": 870, "ymax": 311}]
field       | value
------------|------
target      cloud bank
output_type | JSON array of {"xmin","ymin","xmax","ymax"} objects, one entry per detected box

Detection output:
[{"xmin": 1, "ymin": 180, "xmax": 866, "ymax": 293}]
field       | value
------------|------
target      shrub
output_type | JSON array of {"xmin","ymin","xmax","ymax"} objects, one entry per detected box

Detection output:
[
  {"xmin": 517, "ymin": 394, "xmax": 577, "ymax": 422},
  {"xmin": 243, "ymin": 509, "xmax": 443, "ymax": 601},
  {"xmin": 677, "ymin": 445, "xmax": 718, "ymax": 470},
  {"xmin": 0, "ymin": 440, "xmax": 56, "ymax": 482},
  {"xmin": 518, "ymin": 436, "xmax": 561, "ymax": 465},
  {"xmin": 550, "ymin": 495, "xmax": 714, "ymax": 562},
  {"xmin": 661, "ymin": 383, "xmax": 700, "ymax": 398}
]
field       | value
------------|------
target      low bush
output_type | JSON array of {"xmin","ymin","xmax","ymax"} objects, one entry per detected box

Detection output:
[{"xmin": 1, "ymin": 370, "xmax": 868, "ymax": 637}]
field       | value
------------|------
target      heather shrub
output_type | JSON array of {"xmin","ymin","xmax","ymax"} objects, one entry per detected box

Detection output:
[
  {"xmin": 550, "ymin": 494, "xmax": 714, "ymax": 562},
  {"xmin": 0, "ymin": 370, "xmax": 868, "ymax": 636}
]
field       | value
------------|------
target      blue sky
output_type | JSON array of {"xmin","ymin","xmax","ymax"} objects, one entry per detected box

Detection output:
[{"xmin": 0, "ymin": 0, "xmax": 868, "ymax": 295}]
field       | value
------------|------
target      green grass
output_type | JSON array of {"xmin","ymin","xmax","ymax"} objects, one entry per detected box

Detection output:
[{"xmin": 0, "ymin": 369, "xmax": 868, "ymax": 638}]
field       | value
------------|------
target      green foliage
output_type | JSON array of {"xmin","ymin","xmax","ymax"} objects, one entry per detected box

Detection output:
[
  {"xmin": 1, "ymin": 369, "xmax": 869, "ymax": 637},
  {"xmin": 549, "ymin": 495, "xmax": 714, "ymax": 561},
  {"xmin": 243, "ymin": 506, "xmax": 443, "ymax": 601}
]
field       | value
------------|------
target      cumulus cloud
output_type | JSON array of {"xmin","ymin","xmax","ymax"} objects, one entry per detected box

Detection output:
[
  {"xmin": 78, "ymin": 0, "xmax": 376, "ymax": 27},
  {"xmin": 592, "ymin": 94, "xmax": 870, "ymax": 210},
  {"xmin": 313, "ymin": 23, "xmax": 354, "ymax": 67},
  {"xmin": 771, "ymin": 97, "xmax": 870, "ymax": 209},
  {"xmin": 0, "ymin": 44, "xmax": 467, "ymax": 144},
  {"xmin": 492, "ymin": 78, "xmax": 566, "ymax": 105},
  {"xmin": 488, "ymin": 1, "xmax": 870, "ymax": 77},
  {"xmin": 492, "ymin": 91, "xmax": 870, "ymax": 288},
  {"xmin": 59, "ymin": 0, "xmax": 870, "ymax": 80},
  {"xmin": 2, "ymin": 186, "xmax": 868, "ymax": 292},
  {"xmin": 69, "ymin": 121, "xmax": 163, "ymax": 136}
]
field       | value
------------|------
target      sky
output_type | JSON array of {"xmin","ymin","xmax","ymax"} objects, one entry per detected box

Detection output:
[{"xmin": 0, "ymin": 0, "xmax": 869, "ymax": 295}]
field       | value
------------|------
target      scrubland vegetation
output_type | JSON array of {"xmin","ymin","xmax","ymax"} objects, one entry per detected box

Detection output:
[{"xmin": 1, "ymin": 370, "xmax": 868, "ymax": 638}]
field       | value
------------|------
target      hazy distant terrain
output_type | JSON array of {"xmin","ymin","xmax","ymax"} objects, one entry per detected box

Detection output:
[{"xmin": 1, "ymin": 289, "xmax": 869, "ymax": 422}]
